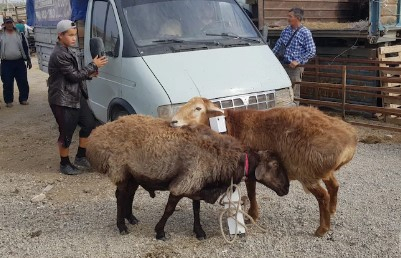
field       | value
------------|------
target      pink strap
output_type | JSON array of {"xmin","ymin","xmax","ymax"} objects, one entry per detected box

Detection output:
[{"xmin": 244, "ymin": 153, "xmax": 249, "ymax": 177}]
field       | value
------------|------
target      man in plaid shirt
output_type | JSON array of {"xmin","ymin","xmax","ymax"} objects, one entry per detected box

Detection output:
[{"xmin": 272, "ymin": 7, "xmax": 316, "ymax": 104}]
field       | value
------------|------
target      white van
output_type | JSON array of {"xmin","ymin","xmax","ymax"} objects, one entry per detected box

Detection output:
[{"xmin": 34, "ymin": 0, "xmax": 293, "ymax": 122}]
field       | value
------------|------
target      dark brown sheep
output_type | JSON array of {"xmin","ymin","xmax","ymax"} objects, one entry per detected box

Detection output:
[
  {"xmin": 86, "ymin": 114, "xmax": 289, "ymax": 239},
  {"xmin": 171, "ymin": 97, "xmax": 358, "ymax": 236}
]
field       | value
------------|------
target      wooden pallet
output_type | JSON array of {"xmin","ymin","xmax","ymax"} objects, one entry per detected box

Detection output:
[{"xmin": 378, "ymin": 44, "xmax": 401, "ymax": 125}]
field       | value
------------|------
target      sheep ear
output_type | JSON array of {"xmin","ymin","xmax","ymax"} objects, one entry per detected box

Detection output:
[{"xmin": 202, "ymin": 98, "xmax": 224, "ymax": 114}]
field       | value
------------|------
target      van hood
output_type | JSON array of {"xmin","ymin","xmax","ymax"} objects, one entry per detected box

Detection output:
[{"xmin": 142, "ymin": 45, "xmax": 291, "ymax": 104}]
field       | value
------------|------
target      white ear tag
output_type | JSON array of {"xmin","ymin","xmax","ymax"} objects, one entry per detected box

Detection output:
[{"xmin": 209, "ymin": 116, "xmax": 227, "ymax": 133}]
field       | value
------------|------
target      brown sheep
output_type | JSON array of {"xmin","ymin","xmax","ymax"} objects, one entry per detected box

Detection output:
[
  {"xmin": 171, "ymin": 97, "xmax": 358, "ymax": 236},
  {"xmin": 86, "ymin": 114, "xmax": 289, "ymax": 240}
]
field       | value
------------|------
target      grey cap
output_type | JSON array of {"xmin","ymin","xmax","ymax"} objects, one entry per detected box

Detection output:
[{"xmin": 56, "ymin": 20, "xmax": 76, "ymax": 34}]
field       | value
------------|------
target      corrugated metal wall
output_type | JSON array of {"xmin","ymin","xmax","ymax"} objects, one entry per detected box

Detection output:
[
  {"xmin": 262, "ymin": 0, "xmax": 364, "ymax": 28},
  {"xmin": 262, "ymin": 0, "xmax": 400, "ymax": 28}
]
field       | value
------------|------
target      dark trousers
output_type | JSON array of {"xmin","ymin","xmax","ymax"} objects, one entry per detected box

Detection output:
[
  {"xmin": 50, "ymin": 98, "xmax": 96, "ymax": 148},
  {"xmin": 1, "ymin": 59, "xmax": 29, "ymax": 104}
]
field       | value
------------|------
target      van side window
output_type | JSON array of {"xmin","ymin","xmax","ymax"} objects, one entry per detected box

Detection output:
[
  {"xmin": 91, "ymin": 0, "xmax": 120, "ymax": 57},
  {"xmin": 91, "ymin": 1, "xmax": 107, "ymax": 39},
  {"xmin": 104, "ymin": 4, "xmax": 119, "ymax": 57}
]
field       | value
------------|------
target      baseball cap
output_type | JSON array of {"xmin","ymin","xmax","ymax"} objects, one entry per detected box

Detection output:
[
  {"xmin": 4, "ymin": 16, "xmax": 14, "ymax": 23},
  {"xmin": 56, "ymin": 20, "xmax": 76, "ymax": 34}
]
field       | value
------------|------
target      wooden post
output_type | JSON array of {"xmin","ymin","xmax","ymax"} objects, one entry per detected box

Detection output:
[
  {"xmin": 342, "ymin": 65, "xmax": 347, "ymax": 120},
  {"xmin": 314, "ymin": 57, "xmax": 320, "ymax": 100},
  {"xmin": 258, "ymin": 0, "xmax": 264, "ymax": 30}
]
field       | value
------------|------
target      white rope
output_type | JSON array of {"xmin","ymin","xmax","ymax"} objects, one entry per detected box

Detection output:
[{"xmin": 218, "ymin": 178, "xmax": 268, "ymax": 244}]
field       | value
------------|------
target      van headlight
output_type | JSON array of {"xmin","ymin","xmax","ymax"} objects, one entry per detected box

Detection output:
[{"xmin": 157, "ymin": 104, "xmax": 184, "ymax": 120}]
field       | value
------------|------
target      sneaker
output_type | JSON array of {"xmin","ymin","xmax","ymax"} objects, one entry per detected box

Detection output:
[
  {"xmin": 60, "ymin": 163, "xmax": 81, "ymax": 175},
  {"xmin": 74, "ymin": 157, "xmax": 91, "ymax": 170},
  {"xmin": 20, "ymin": 101, "xmax": 29, "ymax": 105},
  {"xmin": 6, "ymin": 103, "xmax": 13, "ymax": 108}
]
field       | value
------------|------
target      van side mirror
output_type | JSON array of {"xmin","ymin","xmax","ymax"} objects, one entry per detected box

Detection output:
[{"xmin": 90, "ymin": 37, "xmax": 105, "ymax": 58}]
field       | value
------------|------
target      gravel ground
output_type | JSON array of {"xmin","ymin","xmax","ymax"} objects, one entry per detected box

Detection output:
[{"xmin": 0, "ymin": 58, "xmax": 400, "ymax": 257}]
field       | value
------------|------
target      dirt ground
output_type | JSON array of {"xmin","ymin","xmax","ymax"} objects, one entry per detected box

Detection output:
[{"xmin": 0, "ymin": 58, "xmax": 400, "ymax": 257}]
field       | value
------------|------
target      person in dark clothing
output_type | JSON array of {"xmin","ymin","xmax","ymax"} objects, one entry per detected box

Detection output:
[
  {"xmin": 48, "ymin": 20, "xmax": 107, "ymax": 175},
  {"xmin": 0, "ymin": 16, "xmax": 32, "ymax": 108}
]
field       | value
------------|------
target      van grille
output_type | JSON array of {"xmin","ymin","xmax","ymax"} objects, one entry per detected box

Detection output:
[{"xmin": 211, "ymin": 91, "xmax": 276, "ymax": 111}]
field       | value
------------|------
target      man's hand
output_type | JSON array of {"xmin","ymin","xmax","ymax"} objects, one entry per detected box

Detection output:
[
  {"xmin": 93, "ymin": 55, "xmax": 108, "ymax": 68},
  {"xmin": 289, "ymin": 60, "xmax": 299, "ymax": 68},
  {"xmin": 26, "ymin": 60, "xmax": 32, "ymax": 69}
]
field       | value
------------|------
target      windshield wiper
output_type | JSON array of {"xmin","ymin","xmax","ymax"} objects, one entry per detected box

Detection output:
[
  {"xmin": 153, "ymin": 39, "xmax": 220, "ymax": 45},
  {"xmin": 205, "ymin": 33, "xmax": 261, "ymax": 43},
  {"xmin": 152, "ymin": 39, "xmax": 185, "ymax": 43}
]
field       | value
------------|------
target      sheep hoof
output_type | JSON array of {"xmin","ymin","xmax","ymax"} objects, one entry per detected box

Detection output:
[
  {"xmin": 247, "ymin": 209, "xmax": 259, "ymax": 222},
  {"xmin": 314, "ymin": 227, "xmax": 328, "ymax": 237},
  {"xmin": 149, "ymin": 191, "xmax": 156, "ymax": 198},
  {"xmin": 194, "ymin": 228, "xmax": 206, "ymax": 240},
  {"xmin": 127, "ymin": 216, "xmax": 139, "ymax": 225},
  {"xmin": 119, "ymin": 228, "xmax": 129, "ymax": 235},
  {"xmin": 196, "ymin": 235, "xmax": 206, "ymax": 240},
  {"xmin": 156, "ymin": 232, "xmax": 168, "ymax": 241}
]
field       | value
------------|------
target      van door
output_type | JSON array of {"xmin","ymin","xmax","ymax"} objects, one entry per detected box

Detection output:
[{"xmin": 87, "ymin": 0, "xmax": 122, "ymax": 122}]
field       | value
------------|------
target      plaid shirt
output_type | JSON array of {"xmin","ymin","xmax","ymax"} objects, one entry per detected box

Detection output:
[{"xmin": 272, "ymin": 25, "xmax": 316, "ymax": 65}]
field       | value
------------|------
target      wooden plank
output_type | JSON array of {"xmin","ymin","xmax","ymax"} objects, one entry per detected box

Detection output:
[
  {"xmin": 303, "ymin": 64, "xmax": 401, "ymax": 73},
  {"xmin": 303, "ymin": 71, "xmax": 401, "ymax": 83},
  {"xmin": 296, "ymin": 98, "xmax": 343, "ymax": 108},
  {"xmin": 346, "ymin": 85, "xmax": 401, "ymax": 94},
  {"xmin": 378, "ymin": 45, "xmax": 401, "ymax": 55},
  {"xmin": 383, "ymin": 83, "xmax": 401, "ymax": 88},
  {"xmin": 378, "ymin": 48, "xmax": 401, "ymax": 119},
  {"xmin": 346, "ymin": 121, "xmax": 401, "ymax": 133},
  {"xmin": 380, "ymin": 56, "xmax": 401, "ymax": 62},
  {"xmin": 315, "ymin": 57, "xmax": 401, "ymax": 65},
  {"xmin": 301, "ymin": 81, "xmax": 341, "ymax": 89},
  {"xmin": 301, "ymin": 86, "xmax": 401, "ymax": 105},
  {"xmin": 301, "ymin": 81, "xmax": 401, "ymax": 94},
  {"xmin": 297, "ymin": 98, "xmax": 401, "ymax": 116}
]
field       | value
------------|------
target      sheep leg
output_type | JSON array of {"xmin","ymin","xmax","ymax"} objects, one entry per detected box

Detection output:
[
  {"xmin": 322, "ymin": 174, "xmax": 339, "ymax": 215},
  {"xmin": 192, "ymin": 200, "xmax": 206, "ymax": 240},
  {"xmin": 154, "ymin": 194, "xmax": 182, "ymax": 240},
  {"xmin": 125, "ymin": 179, "xmax": 139, "ymax": 225},
  {"xmin": 245, "ymin": 180, "xmax": 259, "ymax": 221},
  {"xmin": 308, "ymin": 184, "xmax": 331, "ymax": 237},
  {"xmin": 115, "ymin": 186, "xmax": 129, "ymax": 235}
]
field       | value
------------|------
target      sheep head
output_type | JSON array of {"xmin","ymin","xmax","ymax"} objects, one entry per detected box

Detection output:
[
  {"xmin": 171, "ymin": 97, "xmax": 224, "ymax": 127},
  {"xmin": 247, "ymin": 150, "xmax": 289, "ymax": 197}
]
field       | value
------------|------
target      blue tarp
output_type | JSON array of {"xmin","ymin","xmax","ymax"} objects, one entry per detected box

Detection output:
[
  {"xmin": 26, "ymin": 0, "xmax": 35, "ymax": 26},
  {"xmin": 71, "ymin": 0, "xmax": 89, "ymax": 21},
  {"xmin": 27, "ymin": 0, "xmax": 89, "ymax": 27}
]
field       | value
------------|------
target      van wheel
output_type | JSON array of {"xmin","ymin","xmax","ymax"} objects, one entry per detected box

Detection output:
[{"xmin": 111, "ymin": 108, "xmax": 129, "ymax": 121}]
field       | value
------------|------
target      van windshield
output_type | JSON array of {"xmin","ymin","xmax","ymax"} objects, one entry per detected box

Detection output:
[{"xmin": 122, "ymin": 0, "xmax": 260, "ymax": 47}]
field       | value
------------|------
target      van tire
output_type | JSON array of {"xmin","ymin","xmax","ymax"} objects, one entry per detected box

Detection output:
[{"xmin": 111, "ymin": 108, "xmax": 130, "ymax": 121}]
